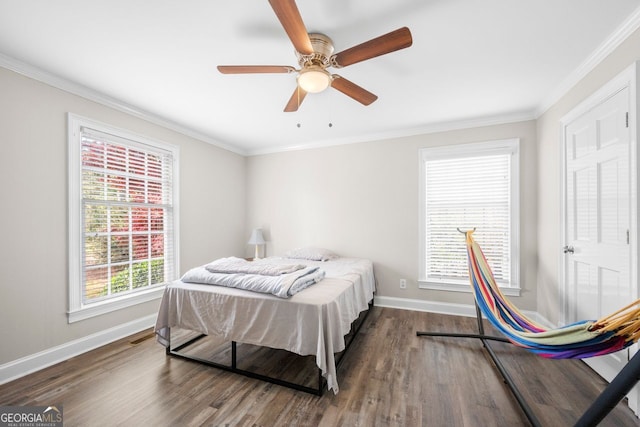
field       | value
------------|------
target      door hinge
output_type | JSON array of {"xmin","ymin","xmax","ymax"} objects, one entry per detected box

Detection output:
[
  {"xmin": 626, "ymin": 112, "xmax": 629, "ymax": 128},
  {"xmin": 627, "ymin": 229, "xmax": 630, "ymax": 244}
]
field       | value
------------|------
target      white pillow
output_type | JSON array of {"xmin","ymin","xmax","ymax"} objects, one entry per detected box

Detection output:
[{"xmin": 284, "ymin": 247, "xmax": 338, "ymax": 262}]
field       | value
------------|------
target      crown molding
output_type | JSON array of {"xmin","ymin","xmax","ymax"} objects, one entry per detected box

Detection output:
[
  {"xmin": 4, "ymin": 1, "xmax": 639, "ymax": 159},
  {"xmin": 536, "ymin": 5, "xmax": 640, "ymax": 117},
  {"xmin": 0, "ymin": 53, "xmax": 246, "ymax": 156}
]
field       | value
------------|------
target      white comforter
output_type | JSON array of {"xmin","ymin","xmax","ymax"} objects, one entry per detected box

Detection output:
[
  {"xmin": 205, "ymin": 257, "xmax": 306, "ymax": 276},
  {"xmin": 181, "ymin": 258, "xmax": 325, "ymax": 298}
]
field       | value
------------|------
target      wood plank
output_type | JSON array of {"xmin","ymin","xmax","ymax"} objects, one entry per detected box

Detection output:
[{"xmin": 0, "ymin": 308, "xmax": 637, "ymax": 426}]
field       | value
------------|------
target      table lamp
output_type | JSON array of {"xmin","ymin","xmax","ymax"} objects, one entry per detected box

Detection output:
[{"xmin": 247, "ymin": 228, "xmax": 266, "ymax": 260}]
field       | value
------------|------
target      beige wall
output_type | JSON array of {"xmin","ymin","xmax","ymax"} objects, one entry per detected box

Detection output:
[
  {"xmin": 0, "ymin": 67, "xmax": 246, "ymax": 364},
  {"xmin": 536, "ymin": 28, "xmax": 640, "ymax": 325},
  {"xmin": 246, "ymin": 120, "xmax": 538, "ymax": 309},
  {"xmin": 4, "ymin": 23, "xmax": 639, "ymax": 368}
]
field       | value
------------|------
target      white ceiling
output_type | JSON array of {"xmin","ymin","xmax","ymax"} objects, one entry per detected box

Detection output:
[{"xmin": 1, "ymin": 1, "xmax": 639, "ymax": 155}]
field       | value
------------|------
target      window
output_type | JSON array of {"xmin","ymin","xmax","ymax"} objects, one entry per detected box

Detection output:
[
  {"xmin": 419, "ymin": 138, "xmax": 519, "ymax": 295},
  {"xmin": 68, "ymin": 114, "xmax": 179, "ymax": 322}
]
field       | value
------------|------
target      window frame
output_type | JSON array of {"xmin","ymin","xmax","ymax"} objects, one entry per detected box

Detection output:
[
  {"xmin": 418, "ymin": 138, "xmax": 520, "ymax": 296},
  {"xmin": 67, "ymin": 113, "xmax": 180, "ymax": 323}
]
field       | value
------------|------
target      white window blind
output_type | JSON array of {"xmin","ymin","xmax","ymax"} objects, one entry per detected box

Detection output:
[
  {"xmin": 419, "ymin": 139, "xmax": 519, "ymax": 292},
  {"xmin": 68, "ymin": 114, "xmax": 179, "ymax": 321},
  {"xmin": 80, "ymin": 127, "xmax": 176, "ymax": 303}
]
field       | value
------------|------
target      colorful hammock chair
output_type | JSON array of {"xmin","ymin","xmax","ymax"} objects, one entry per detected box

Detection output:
[{"xmin": 417, "ymin": 230, "xmax": 640, "ymax": 427}]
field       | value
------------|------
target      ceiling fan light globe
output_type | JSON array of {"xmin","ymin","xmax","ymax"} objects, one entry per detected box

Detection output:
[{"xmin": 297, "ymin": 68, "xmax": 331, "ymax": 93}]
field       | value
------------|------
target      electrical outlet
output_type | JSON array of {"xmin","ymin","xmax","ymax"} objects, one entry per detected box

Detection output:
[{"xmin": 400, "ymin": 279, "xmax": 407, "ymax": 289}]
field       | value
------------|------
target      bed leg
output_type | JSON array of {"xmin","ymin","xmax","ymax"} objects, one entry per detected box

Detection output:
[
  {"xmin": 166, "ymin": 304, "xmax": 373, "ymax": 397},
  {"xmin": 231, "ymin": 341, "xmax": 237, "ymax": 369},
  {"xmin": 317, "ymin": 368, "xmax": 324, "ymax": 396}
]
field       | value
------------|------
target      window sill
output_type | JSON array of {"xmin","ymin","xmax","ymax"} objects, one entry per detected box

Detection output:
[
  {"xmin": 68, "ymin": 285, "xmax": 166, "ymax": 323},
  {"xmin": 418, "ymin": 280, "xmax": 521, "ymax": 297}
]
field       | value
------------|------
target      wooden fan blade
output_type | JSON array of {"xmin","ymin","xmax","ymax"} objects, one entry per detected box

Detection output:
[
  {"xmin": 331, "ymin": 27, "xmax": 412, "ymax": 68},
  {"xmin": 331, "ymin": 75, "xmax": 378, "ymax": 106},
  {"xmin": 284, "ymin": 86, "xmax": 307, "ymax": 112},
  {"xmin": 217, "ymin": 65, "xmax": 296, "ymax": 74},
  {"xmin": 268, "ymin": 0, "xmax": 313, "ymax": 55}
]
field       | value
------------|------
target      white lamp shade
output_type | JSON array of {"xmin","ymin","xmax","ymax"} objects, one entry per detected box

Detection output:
[{"xmin": 247, "ymin": 228, "xmax": 266, "ymax": 245}]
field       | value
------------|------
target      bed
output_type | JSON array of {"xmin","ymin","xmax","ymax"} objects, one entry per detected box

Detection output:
[{"xmin": 154, "ymin": 253, "xmax": 375, "ymax": 395}]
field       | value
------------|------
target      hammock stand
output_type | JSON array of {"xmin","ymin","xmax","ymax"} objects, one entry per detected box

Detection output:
[{"xmin": 417, "ymin": 229, "xmax": 640, "ymax": 427}]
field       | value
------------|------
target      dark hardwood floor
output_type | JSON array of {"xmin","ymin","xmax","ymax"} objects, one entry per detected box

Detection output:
[{"xmin": 1, "ymin": 307, "xmax": 638, "ymax": 426}]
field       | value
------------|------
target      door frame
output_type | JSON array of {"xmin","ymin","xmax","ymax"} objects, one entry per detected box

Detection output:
[{"xmin": 559, "ymin": 61, "xmax": 639, "ymax": 413}]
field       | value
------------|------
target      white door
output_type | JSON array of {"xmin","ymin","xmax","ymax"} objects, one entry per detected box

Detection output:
[{"xmin": 564, "ymin": 87, "xmax": 631, "ymax": 385}]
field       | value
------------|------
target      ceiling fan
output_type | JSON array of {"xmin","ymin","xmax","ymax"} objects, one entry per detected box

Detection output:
[{"xmin": 217, "ymin": 0, "xmax": 413, "ymax": 112}]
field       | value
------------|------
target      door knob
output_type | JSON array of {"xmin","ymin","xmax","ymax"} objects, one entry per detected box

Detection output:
[{"xmin": 563, "ymin": 245, "xmax": 575, "ymax": 254}]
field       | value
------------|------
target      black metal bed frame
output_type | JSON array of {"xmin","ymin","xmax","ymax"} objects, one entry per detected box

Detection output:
[
  {"xmin": 166, "ymin": 301, "xmax": 373, "ymax": 396},
  {"xmin": 417, "ymin": 303, "xmax": 640, "ymax": 427}
]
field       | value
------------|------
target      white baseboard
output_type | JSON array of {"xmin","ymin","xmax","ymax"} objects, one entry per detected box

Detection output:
[
  {"xmin": 373, "ymin": 295, "xmax": 553, "ymax": 328},
  {"xmin": 0, "ymin": 299, "xmax": 553, "ymax": 386},
  {"xmin": 0, "ymin": 314, "xmax": 157, "ymax": 385}
]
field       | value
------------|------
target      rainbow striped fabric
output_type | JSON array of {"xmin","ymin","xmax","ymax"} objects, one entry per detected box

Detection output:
[{"xmin": 464, "ymin": 230, "xmax": 639, "ymax": 359}]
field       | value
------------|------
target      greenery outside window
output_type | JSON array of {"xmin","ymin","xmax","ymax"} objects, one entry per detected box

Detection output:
[{"xmin": 68, "ymin": 114, "xmax": 179, "ymax": 322}]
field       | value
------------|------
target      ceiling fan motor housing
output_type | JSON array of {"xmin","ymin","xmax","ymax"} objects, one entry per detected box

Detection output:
[{"xmin": 296, "ymin": 33, "xmax": 334, "ymax": 68}]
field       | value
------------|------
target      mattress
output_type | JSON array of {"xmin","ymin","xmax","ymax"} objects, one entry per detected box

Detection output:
[{"xmin": 154, "ymin": 257, "xmax": 375, "ymax": 393}]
